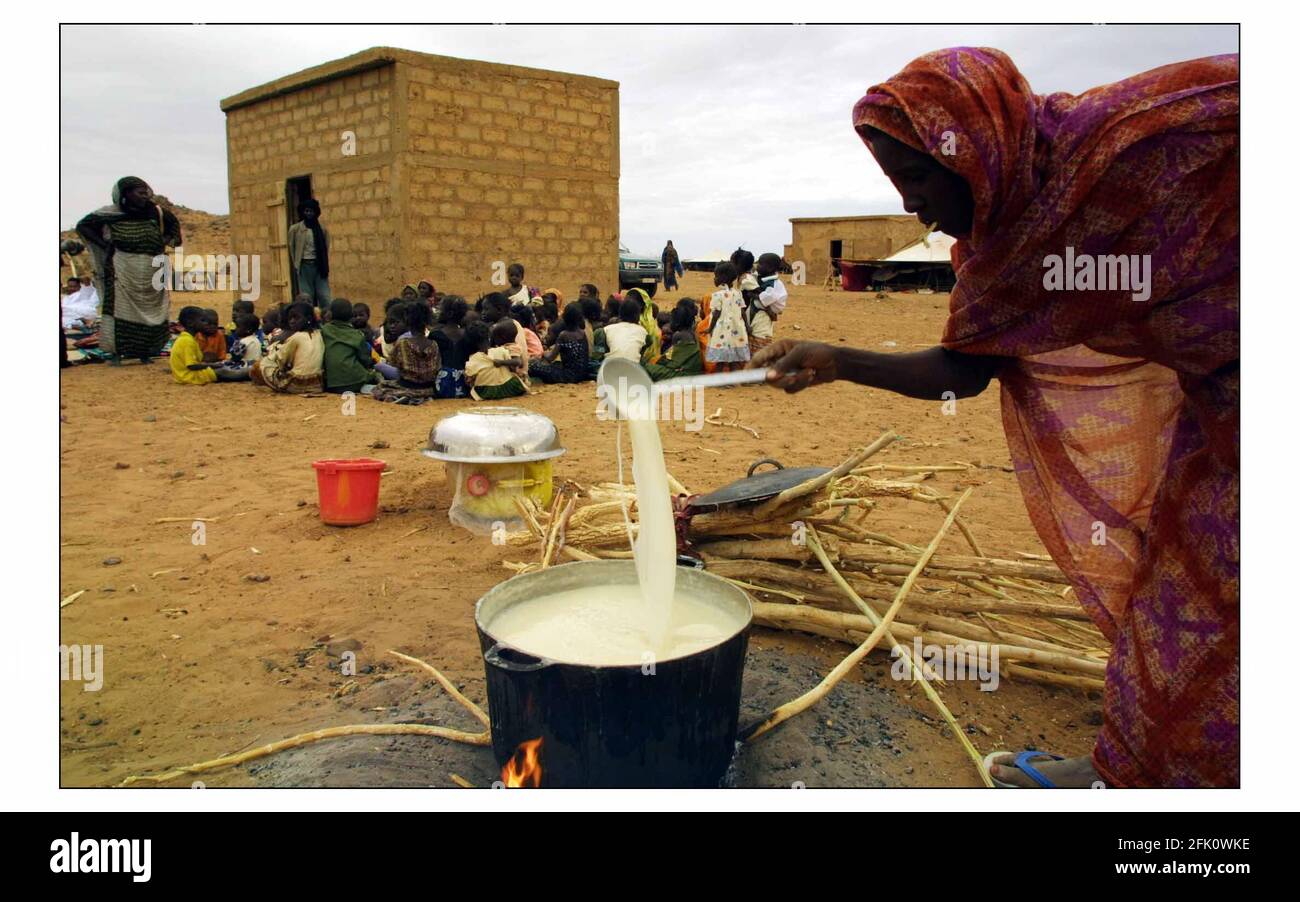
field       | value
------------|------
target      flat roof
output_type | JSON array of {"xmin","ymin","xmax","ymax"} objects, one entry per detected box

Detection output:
[
  {"xmin": 789, "ymin": 214, "xmax": 917, "ymax": 224},
  {"xmin": 221, "ymin": 46, "xmax": 618, "ymax": 112}
]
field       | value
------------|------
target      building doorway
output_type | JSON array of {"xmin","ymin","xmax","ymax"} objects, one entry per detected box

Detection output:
[{"xmin": 284, "ymin": 176, "xmax": 313, "ymax": 298}]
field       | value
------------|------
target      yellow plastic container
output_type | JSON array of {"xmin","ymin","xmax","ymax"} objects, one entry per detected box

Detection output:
[{"xmin": 422, "ymin": 408, "xmax": 565, "ymax": 536}]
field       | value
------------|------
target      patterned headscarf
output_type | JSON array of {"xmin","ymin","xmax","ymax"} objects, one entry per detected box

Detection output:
[{"xmin": 853, "ymin": 48, "xmax": 1238, "ymax": 370}]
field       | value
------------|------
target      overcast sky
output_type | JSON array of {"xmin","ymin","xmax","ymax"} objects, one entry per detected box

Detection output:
[{"xmin": 60, "ymin": 24, "xmax": 1236, "ymax": 258}]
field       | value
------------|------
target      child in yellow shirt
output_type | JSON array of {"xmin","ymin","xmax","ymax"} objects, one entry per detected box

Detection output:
[{"xmin": 170, "ymin": 307, "xmax": 217, "ymax": 385}]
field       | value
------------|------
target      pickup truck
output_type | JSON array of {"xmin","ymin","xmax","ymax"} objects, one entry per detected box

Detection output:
[{"xmin": 618, "ymin": 244, "xmax": 663, "ymax": 297}]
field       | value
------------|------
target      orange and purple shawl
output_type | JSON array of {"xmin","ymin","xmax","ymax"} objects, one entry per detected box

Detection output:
[{"xmin": 855, "ymin": 49, "xmax": 1238, "ymax": 787}]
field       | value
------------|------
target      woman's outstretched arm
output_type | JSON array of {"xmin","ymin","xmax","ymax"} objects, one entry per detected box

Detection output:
[{"xmin": 748, "ymin": 340, "xmax": 1005, "ymax": 400}]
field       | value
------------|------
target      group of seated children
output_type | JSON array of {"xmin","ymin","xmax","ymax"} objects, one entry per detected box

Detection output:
[{"xmin": 168, "ymin": 252, "xmax": 788, "ymax": 399}]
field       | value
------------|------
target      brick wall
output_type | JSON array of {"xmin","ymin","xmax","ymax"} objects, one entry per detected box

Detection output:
[
  {"xmin": 223, "ymin": 49, "xmax": 619, "ymax": 312},
  {"xmin": 399, "ymin": 59, "xmax": 619, "ymax": 298}
]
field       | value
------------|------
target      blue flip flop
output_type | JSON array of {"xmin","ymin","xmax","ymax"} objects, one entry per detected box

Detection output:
[{"xmin": 983, "ymin": 749, "xmax": 1065, "ymax": 788}]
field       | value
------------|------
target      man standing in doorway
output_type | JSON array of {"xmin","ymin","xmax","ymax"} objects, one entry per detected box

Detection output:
[{"xmin": 289, "ymin": 198, "xmax": 331, "ymax": 311}]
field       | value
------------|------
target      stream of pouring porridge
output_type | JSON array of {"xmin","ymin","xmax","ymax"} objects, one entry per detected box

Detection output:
[{"xmin": 487, "ymin": 382, "xmax": 736, "ymax": 666}]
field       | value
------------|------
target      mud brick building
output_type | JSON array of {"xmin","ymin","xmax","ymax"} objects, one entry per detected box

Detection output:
[
  {"xmin": 783, "ymin": 215, "xmax": 928, "ymax": 285},
  {"xmin": 220, "ymin": 47, "xmax": 620, "ymax": 306}
]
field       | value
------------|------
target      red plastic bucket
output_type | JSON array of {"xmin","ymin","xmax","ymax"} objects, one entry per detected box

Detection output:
[{"xmin": 312, "ymin": 458, "xmax": 387, "ymax": 526}]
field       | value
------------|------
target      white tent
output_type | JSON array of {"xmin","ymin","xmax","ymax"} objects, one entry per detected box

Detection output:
[
  {"xmin": 883, "ymin": 232, "xmax": 956, "ymax": 263},
  {"xmin": 683, "ymin": 249, "xmax": 728, "ymax": 265}
]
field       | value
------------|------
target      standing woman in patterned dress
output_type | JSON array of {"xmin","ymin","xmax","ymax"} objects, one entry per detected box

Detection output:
[
  {"xmin": 76, "ymin": 177, "xmax": 182, "ymax": 364},
  {"xmin": 754, "ymin": 49, "xmax": 1238, "ymax": 788}
]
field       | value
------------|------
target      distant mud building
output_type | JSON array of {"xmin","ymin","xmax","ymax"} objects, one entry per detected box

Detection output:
[
  {"xmin": 221, "ymin": 47, "xmax": 620, "ymax": 305},
  {"xmin": 783, "ymin": 215, "xmax": 928, "ymax": 285}
]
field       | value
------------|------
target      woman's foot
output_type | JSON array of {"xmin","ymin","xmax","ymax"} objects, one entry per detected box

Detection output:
[{"xmin": 987, "ymin": 752, "xmax": 1104, "ymax": 788}]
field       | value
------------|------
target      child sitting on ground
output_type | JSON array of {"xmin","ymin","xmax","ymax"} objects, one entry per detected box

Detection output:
[
  {"xmin": 197, "ymin": 308, "xmax": 228, "ymax": 362},
  {"xmin": 479, "ymin": 292, "xmax": 512, "ymax": 325},
  {"xmin": 226, "ymin": 300, "xmax": 255, "ymax": 352},
  {"xmin": 623, "ymin": 287, "xmax": 661, "ymax": 360},
  {"xmin": 466, "ymin": 320, "xmax": 528, "ymax": 400},
  {"xmin": 586, "ymin": 298, "xmax": 610, "ymax": 370},
  {"xmin": 321, "ymin": 298, "xmax": 378, "ymax": 395},
  {"xmin": 208, "ymin": 313, "xmax": 260, "ymax": 382},
  {"xmin": 705, "ymin": 261, "xmax": 750, "ymax": 371},
  {"xmin": 431, "ymin": 295, "xmax": 470, "ymax": 398},
  {"xmin": 251, "ymin": 301, "xmax": 325, "ymax": 393},
  {"xmin": 371, "ymin": 300, "xmax": 441, "ymax": 404},
  {"xmin": 529, "ymin": 303, "xmax": 591, "ymax": 384},
  {"xmin": 511, "ymin": 303, "xmax": 545, "ymax": 359},
  {"xmin": 170, "ymin": 306, "xmax": 218, "ymax": 385},
  {"xmin": 602, "ymin": 297, "xmax": 651, "ymax": 362},
  {"xmin": 645, "ymin": 303, "xmax": 704, "ymax": 381},
  {"xmin": 536, "ymin": 298, "xmax": 559, "ymax": 343},
  {"xmin": 604, "ymin": 294, "xmax": 622, "ymax": 325},
  {"xmin": 261, "ymin": 306, "xmax": 284, "ymax": 345},
  {"xmin": 578, "ymin": 283, "xmax": 601, "ymax": 310},
  {"xmin": 351, "ymin": 302, "xmax": 379, "ymax": 346}
]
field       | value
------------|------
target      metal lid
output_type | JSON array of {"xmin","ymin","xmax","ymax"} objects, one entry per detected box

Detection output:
[{"xmin": 421, "ymin": 407, "xmax": 566, "ymax": 464}]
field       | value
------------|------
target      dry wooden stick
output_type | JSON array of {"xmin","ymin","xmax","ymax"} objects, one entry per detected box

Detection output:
[
  {"xmin": 120, "ymin": 651, "xmax": 492, "ymax": 786},
  {"xmin": 387, "ymin": 650, "xmax": 489, "ymax": 728},
  {"xmin": 984, "ymin": 613, "xmax": 1090, "ymax": 650},
  {"xmin": 753, "ymin": 430, "xmax": 899, "ymax": 517},
  {"xmin": 568, "ymin": 499, "xmax": 631, "ymax": 529},
  {"xmin": 60, "ymin": 589, "xmax": 87, "ymax": 608},
  {"xmin": 512, "ymin": 496, "xmax": 546, "ymax": 540},
  {"xmin": 854, "ymin": 464, "xmax": 973, "ymax": 474},
  {"xmin": 119, "ymin": 723, "xmax": 490, "ymax": 786},
  {"xmin": 702, "ymin": 558, "xmax": 1076, "ymax": 619},
  {"xmin": 805, "ymin": 526, "xmax": 940, "ymax": 683},
  {"xmin": 1003, "ymin": 664, "xmax": 1105, "ymax": 692},
  {"xmin": 805, "ymin": 524, "xmax": 996, "ymax": 783},
  {"xmin": 933, "ymin": 495, "xmax": 985, "ymax": 557},
  {"xmin": 719, "ymin": 577, "xmax": 809, "ymax": 605},
  {"xmin": 541, "ymin": 496, "xmax": 578, "ymax": 568},
  {"xmin": 743, "ymin": 489, "xmax": 992, "ymax": 786},
  {"xmin": 154, "ymin": 517, "xmax": 220, "ymax": 524},
  {"xmin": 749, "ymin": 602, "xmax": 1104, "ymax": 678}
]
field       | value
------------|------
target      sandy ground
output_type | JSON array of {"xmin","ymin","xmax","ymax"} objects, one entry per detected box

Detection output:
[{"xmin": 58, "ymin": 269, "xmax": 1100, "ymax": 788}]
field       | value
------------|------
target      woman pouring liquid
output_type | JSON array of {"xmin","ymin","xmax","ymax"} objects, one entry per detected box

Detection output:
[{"xmin": 752, "ymin": 48, "xmax": 1238, "ymax": 789}]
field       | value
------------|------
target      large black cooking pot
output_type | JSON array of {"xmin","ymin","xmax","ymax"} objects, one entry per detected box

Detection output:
[{"xmin": 475, "ymin": 559, "xmax": 752, "ymax": 788}]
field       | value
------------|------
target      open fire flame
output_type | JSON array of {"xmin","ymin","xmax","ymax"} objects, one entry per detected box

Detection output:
[{"xmin": 501, "ymin": 738, "xmax": 543, "ymax": 788}]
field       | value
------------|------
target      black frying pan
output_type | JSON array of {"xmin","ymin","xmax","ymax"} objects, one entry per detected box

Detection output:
[{"xmin": 687, "ymin": 458, "xmax": 831, "ymax": 514}]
